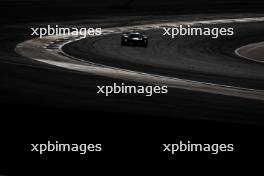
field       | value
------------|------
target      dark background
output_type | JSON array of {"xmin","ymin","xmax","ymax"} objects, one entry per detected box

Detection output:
[
  {"xmin": 2, "ymin": 0, "xmax": 264, "ymax": 23},
  {"xmin": 0, "ymin": 0, "xmax": 264, "ymax": 174}
]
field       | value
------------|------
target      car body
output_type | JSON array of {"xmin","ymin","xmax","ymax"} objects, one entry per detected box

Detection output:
[{"xmin": 121, "ymin": 32, "xmax": 148, "ymax": 47}]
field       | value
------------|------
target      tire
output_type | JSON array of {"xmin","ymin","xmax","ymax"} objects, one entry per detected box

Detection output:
[
  {"xmin": 121, "ymin": 41, "xmax": 126, "ymax": 46},
  {"xmin": 143, "ymin": 40, "xmax": 148, "ymax": 47}
]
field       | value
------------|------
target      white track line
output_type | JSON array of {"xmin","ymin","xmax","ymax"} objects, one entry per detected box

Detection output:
[
  {"xmin": 235, "ymin": 41, "xmax": 264, "ymax": 63},
  {"xmin": 15, "ymin": 17, "xmax": 264, "ymax": 101}
]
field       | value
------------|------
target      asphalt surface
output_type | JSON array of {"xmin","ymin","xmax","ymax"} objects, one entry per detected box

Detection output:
[
  {"xmin": 63, "ymin": 22, "xmax": 264, "ymax": 90},
  {"xmin": 1, "ymin": 10, "xmax": 264, "ymax": 173},
  {"xmin": 3, "ymin": 15, "xmax": 263, "ymax": 124}
]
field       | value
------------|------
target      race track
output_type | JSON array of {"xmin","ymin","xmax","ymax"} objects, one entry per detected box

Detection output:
[
  {"xmin": 64, "ymin": 22, "xmax": 264, "ymax": 90},
  {"xmin": 3, "ymin": 14, "xmax": 264, "ymax": 123}
]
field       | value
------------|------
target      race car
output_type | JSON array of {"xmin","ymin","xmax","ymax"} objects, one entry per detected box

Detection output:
[{"xmin": 121, "ymin": 32, "xmax": 148, "ymax": 47}]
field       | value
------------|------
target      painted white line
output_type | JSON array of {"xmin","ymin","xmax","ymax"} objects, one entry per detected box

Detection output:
[
  {"xmin": 235, "ymin": 42, "xmax": 264, "ymax": 63},
  {"xmin": 15, "ymin": 17, "xmax": 264, "ymax": 101}
]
